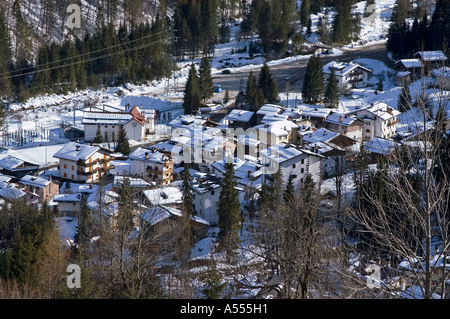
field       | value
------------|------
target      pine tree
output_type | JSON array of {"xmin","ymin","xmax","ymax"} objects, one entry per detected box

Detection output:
[
  {"xmin": 182, "ymin": 63, "xmax": 201, "ymax": 115},
  {"xmin": 93, "ymin": 126, "xmax": 104, "ymax": 144},
  {"xmin": 283, "ymin": 174, "xmax": 295, "ymax": 204},
  {"xmin": 324, "ymin": 68, "xmax": 339, "ymax": 108},
  {"xmin": 258, "ymin": 63, "xmax": 273, "ymax": 100},
  {"xmin": 245, "ymin": 70, "xmax": 263, "ymax": 111},
  {"xmin": 199, "ymin": 57, "xmax": 214, "ymax": 103},
  {"xmin": 300, "ymin": 0, "xmax": 311, "ymax": 28},
  {"xmin": 217, "ymin": 162, "xmax": 241, "ymax": 262},
  {"xmin": 302, "ymin": 55, "xmax": 324, "ymax": 104},
  {"xmin": 268, "ymin": 78, "xmax": 280, "ymax": 104},
  {"xmin": 115, "ymin": 124, "xmax": 130, "ymax": 156},
  {"xmin": 0, "ymin": 8, "xmax": 12, "ymax": 97},
  {"xmin": 332, "ymin": 0, "xmax": 353, "ymax": 45},
  {"xmin": 377, "ymin": 77, "xmax": 384, "ymax": 92}
]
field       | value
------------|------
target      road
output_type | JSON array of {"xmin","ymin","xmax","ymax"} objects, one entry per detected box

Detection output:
[{"xmin": 212, "ymin": 42, "xmax": 393, "ymax": 95}]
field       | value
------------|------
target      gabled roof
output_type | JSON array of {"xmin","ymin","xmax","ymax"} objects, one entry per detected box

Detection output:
[
  {"xmin": 323, "ymin": 61, "xmax": 372, "ymax": 76},
  {"xmin": 19, "ymin": 175, "xmax": 52, "ymax": 188},
  {"xmin": 54, "ymin": 142, "xmax": 100, "ymax": 161},
  {"xmin": 129, "ymin": 147, "xmax": 171, "ymax": 164},
  {"xmin": 302, "ymin": 128, "xmax": 339, "ymax": 144},
  {"xmin": 82, "ymin": 105, "xmax": 145, "ymax": 126},
  {"xmin": 396, "ymin": 58, "xmax": 422, "ymax": 69},
  {"xmin": 225, "ymin": 109, "xmax": 255, "ymax": 123},
  {"xmin": 326, "ymin": 113, "xmax": 363, "ymax": 127},
  {"xmin": 364, "ymin": 137, "xmax": 399, "ymax": 155},
  {"xmin": 255, "ymin": 120, "xmax": 299, "ymax": 137},
  {"xmin": 143, "ymin": 187, "xmax": 183, "ymax": 206},
  {"xmin": 415, "ymin": 51, "xmax": 448, "ymax": 62}
]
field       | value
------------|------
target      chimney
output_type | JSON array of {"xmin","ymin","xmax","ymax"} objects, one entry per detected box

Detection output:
[
  {"xmin": 323, "ymin": 130, "xmax": 327, "ymax": 136},
  {"xmin": 75, "ymin": 145, "xmax": 81, "ymax": 152},
  {"xmin": 339, "ymin": 116, "xmax": 343, "ymax": 123},
  {"xmin": 145, "ymin": 152, "xmax": 149, "ymax": 160},
  {"xmin": 248, "ymin": 170, "xmax": 251, "ymax": 177}
]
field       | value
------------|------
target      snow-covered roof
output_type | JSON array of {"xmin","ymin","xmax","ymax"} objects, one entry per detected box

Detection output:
[
  {"xmin": 211, "ymin": 156, "xmax": 262, "ymax": 180},
  {"xmin": 191, "ymin": 176, "xmax": 222, "ymax": 195},
  {"xmin": 143, "ymin": 187, "xmax": 183, "ymax": 206},
  {"xmin": 53, "ymin": 193, "xmax": 83, "ymax": 203},
  {"xmin": 326, "ymin": 113, "xmax": 361, "ymax": 127},
  {"xmin": 82, "ymin": 105, "xmax": 146, "ymax": 126},
  {"xmin": 0, "ymin": 156, "xmax": 25, "ymax": 170},
  {"xmin": 364, "ymin": 137, "xmax": 399, "ymax": 155},
  {"xmin": 129, "ymin": 147, "xmax": 171, "ymax": 164},
  {"xmin": 396, "ymin": 59, "xmax": 422, "ymax": 69},
  {"xmin": 362, "ymin": 102, "xmax": 401, "ymax": 120},
  {"xmin": 431, "ymin": 67, "xmax": 450, "ymax": 79},
  {"xmin": 323, "ymin": 61, "xmax": 372, "ymax": 76},
  {"xmin": 415, "ymin": 51, "xmax": 448, "ymax": 62},
  {"xmin": 255, "ymin": 120, "xmax": 299, "ymax": 137},
  {"xmin": 19, "ymin": 175, "xmax": 52, "ymax": 188},
  {"xmin": 298, "ymin": 105, "xmax": 332, "ymax": 119},
  {"xmin": 113, "ymin": 176, "xmax": 150, "ymax": 188},
  {"xmin": 141, "ymin": 205, "xmax": 209, "ymax": 226},
  {"xmin": 256, "ymin": 104, "xmax": 284, "ymax": 115},
  {"xmin": 54, "ymin": 142, "xmax": 100, "ymax": 161},
  {"xmin": 225, "ymin": 109, "xmax": 255, "ymax": 123},
  {"xmin": 302, "ymin": 128, "xmax": 339, "ymax": 144},
  {"xmin": 260, "ymin": 143, "xmax": 321, "ymax": 164},
  {"xmin": 0, "ymin": 186, "xmax": 26, "ymax": 200}
]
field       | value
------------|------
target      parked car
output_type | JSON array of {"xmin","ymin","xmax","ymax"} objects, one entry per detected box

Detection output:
[{"xmin": 222, "ymin": 69, "xmax": 231, "ymax": 74}]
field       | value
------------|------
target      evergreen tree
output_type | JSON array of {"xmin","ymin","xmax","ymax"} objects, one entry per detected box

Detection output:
[
  {"xmin": 324, "ymin": 68, "xmax": 339, "ymax": 108},
  {"xmin": 199, "ymin": 57, "xmax": 214, "ymax": 103},
  {"xmin": 283, "ymin": 174, "xmax": 295, "ymax": 204},
  {"xmin": 377, "ymin": 77, "xmax": 384, "ymax": 92},
  {"xmin": 398, "ymin": 83, "xmax": 412, "ymax": 112},
  {"xmin": 201, "ymin": 257, "xmax": 226, "ymax": 299},
  {"xmin": 268, "ymin": 77, "xmax": 280, "ymax": 104},
  {"xmin": 0, "ymin": 8, "xmax": 12, "ymax": 97},
  {"xmin": 93, "ymin": 126, "xmax": 104, "ymax": 144},
  {"xmin": 217, "ymin": 161, "xmax": 241, "ymax": 262},
  {"xmin": 181, "ymin": 164, "xmax": 195, "ymax": 218},
  {"xmin": 115, "ymin": 124, "xmax": 130, "ymax": 156},
  {"xmin": 302, "ymin": 55, "xmax": 324, "ymax": 104},
  {"xmin": 74, "ymin": 196, "xmax": 92, "ymax": 251},
  {"xmin": 182, "ymin": 63, "xmax": 201, "ymax": 115},
  {"xmin": 332, "ymin": 0, "xmax": 353, "ymax": 45},
  {"xmin": 300, "ymin": 0, "xmax": 311, "ymax": 28}
]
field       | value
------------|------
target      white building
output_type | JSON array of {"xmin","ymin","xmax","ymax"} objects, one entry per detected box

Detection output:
[
  {"xmin": 325, "ymin": 113, "xmax": 364, "ymax": 142},
  {"xmin": 128, "ymin": 148, "xmax": 174, "ymax": 186},
  {"xmin": 323, "ymin": 61, "xmax": 372, "ymax": 90},
  {"xmin": 54, "ymin": 142, "xmax": 112, "ymax": 183},
  {"xmin": 254, "ymin": 120, "xmax": 299, "ymax": 147},
  {"xmin": 259, "ymin": 143, "xmax": 323, "ymax": 187},
  {"xmin": 352, "ymin": 102, "xmax": 401, "ymax": 141},
  {"xmin": 83, "ymin": 105, "xmax": 147, "ymax": 143}
]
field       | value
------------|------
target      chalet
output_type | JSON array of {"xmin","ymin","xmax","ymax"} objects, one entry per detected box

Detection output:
[
  {"xmin": 83, "ymin": 105, "xmax": 147, "ymax": 143},
  {"xmin": 129, "ymin": 148, "xmax": 174, "ymax": 186},
  {"xmin": 302, "ymin": 127, "xmax": 359, "ymax": 151},
  {"xmin": 141, "ymin": 205, "xmax": 210, "ymax": 241},
  {"xmin": 53, "ymin": 193, "xmax": 83, "ymax": 217},
  {"xmin": 0, "ymin": 155, "xmax": 39, "ymax": 178},
  {"xmin": 142, "ymin": 186, "xmax": 183, "ymax": 207},
  {"xmin": 352, "ymin": 102, "xmax": 401, "ymax": 141},
  {"xmin": 363, "ymin": 137, "xmax": 400, "ymax": 163},
  {"xmin": 254, "ymin": 120, "xmax": 299, "ymax": 147},
  {"xmin": 191, "ymin": 175, "xmax": 223, "ymax": 225},
  {"xmin": 325, "ymin": 113, "xmax": 364, "ymax": 142},
  {"xmin": 259, "ymin": 143, "xmax": 323, "ymax": 187},
  {"xmin": 431, "ymin": 67, "xmax": 450, "ymax": 90},
  {"xmin": 323, "ymin": 61, "xmax": 372, "ymax": 90},
  {"xmin": 19, "ymin": 175, "xmax": 59, "ymax": 203},
  {"xmin": 54, "ymin": 142, "xmax": 113, "ymax": 183}
]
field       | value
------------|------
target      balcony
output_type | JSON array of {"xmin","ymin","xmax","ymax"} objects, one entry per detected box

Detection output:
[
  {"xmin": 77, "ymin": 159, "xmax": 98, "ymax": 167},
  {"xmin": 78, "ymin": 167, "xmax": 100, "ymax": 176}
]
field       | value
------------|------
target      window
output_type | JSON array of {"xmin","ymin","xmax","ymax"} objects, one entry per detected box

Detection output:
[
  {"xmin": 211, "ymin": 191, "xmax": 215, "ymax": 196},
  {"xmin": 64, "ymin": 164, "xmax": 67, "ymax": 169},
  {"xmin": 71, "ymin": 166, "xmax": 74, "ymax": 170},
  {"xmin": 292, "ymin": 164, "xmax": 296, "ymax": 168},
  {"xmin": 366, "ymin": 129, "xmax": 371, "ymax": 133},
  {"xmin": 301, "ymin": 168, "xmax": 304, "ymax": 174},
  {"xmin": 301, "ymin": 159, "xmax": 305, "ymax": 165},
  {"xmin": 64, "ymin": 173, "xmax": 67, "ymax": 178},
  {"xmin": 292, "ymin": 175, "xmax": 297, "ymax": 178}
]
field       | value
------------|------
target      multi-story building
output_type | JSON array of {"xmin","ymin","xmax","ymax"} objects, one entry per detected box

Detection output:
[
  {"xmin": 19, "ymin": 175, "xmax": 59, "ymax": 203},
  {"xmin": 129, "ymin": 147, "xmax": 174, "ymax": 186},
  {"xmin": 54, "ymin": 142, "xmax": 112, "ymax": 183},
  {"xmin": 352, "ymin": 102, "xmax": 401, "ymax": 141},
  {"xmin": 325, "ymin": 113, "xmax": 364, "ymax": 142},
  {"xmin": 83, "ymin": 105, "xmax": 147, "ymax": 143},
  {"xmin": 323, "ymin": 61, "xmax": 372, "ymax": 90}
]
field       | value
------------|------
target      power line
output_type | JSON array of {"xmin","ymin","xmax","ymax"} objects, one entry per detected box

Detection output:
[
  {"xmin": 0, "ymin": 36, "xmax": 173, "ymax": 82},
  {"xmin": 0, "ymin": 30, "xmax": 169, "ymax": 78}
]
